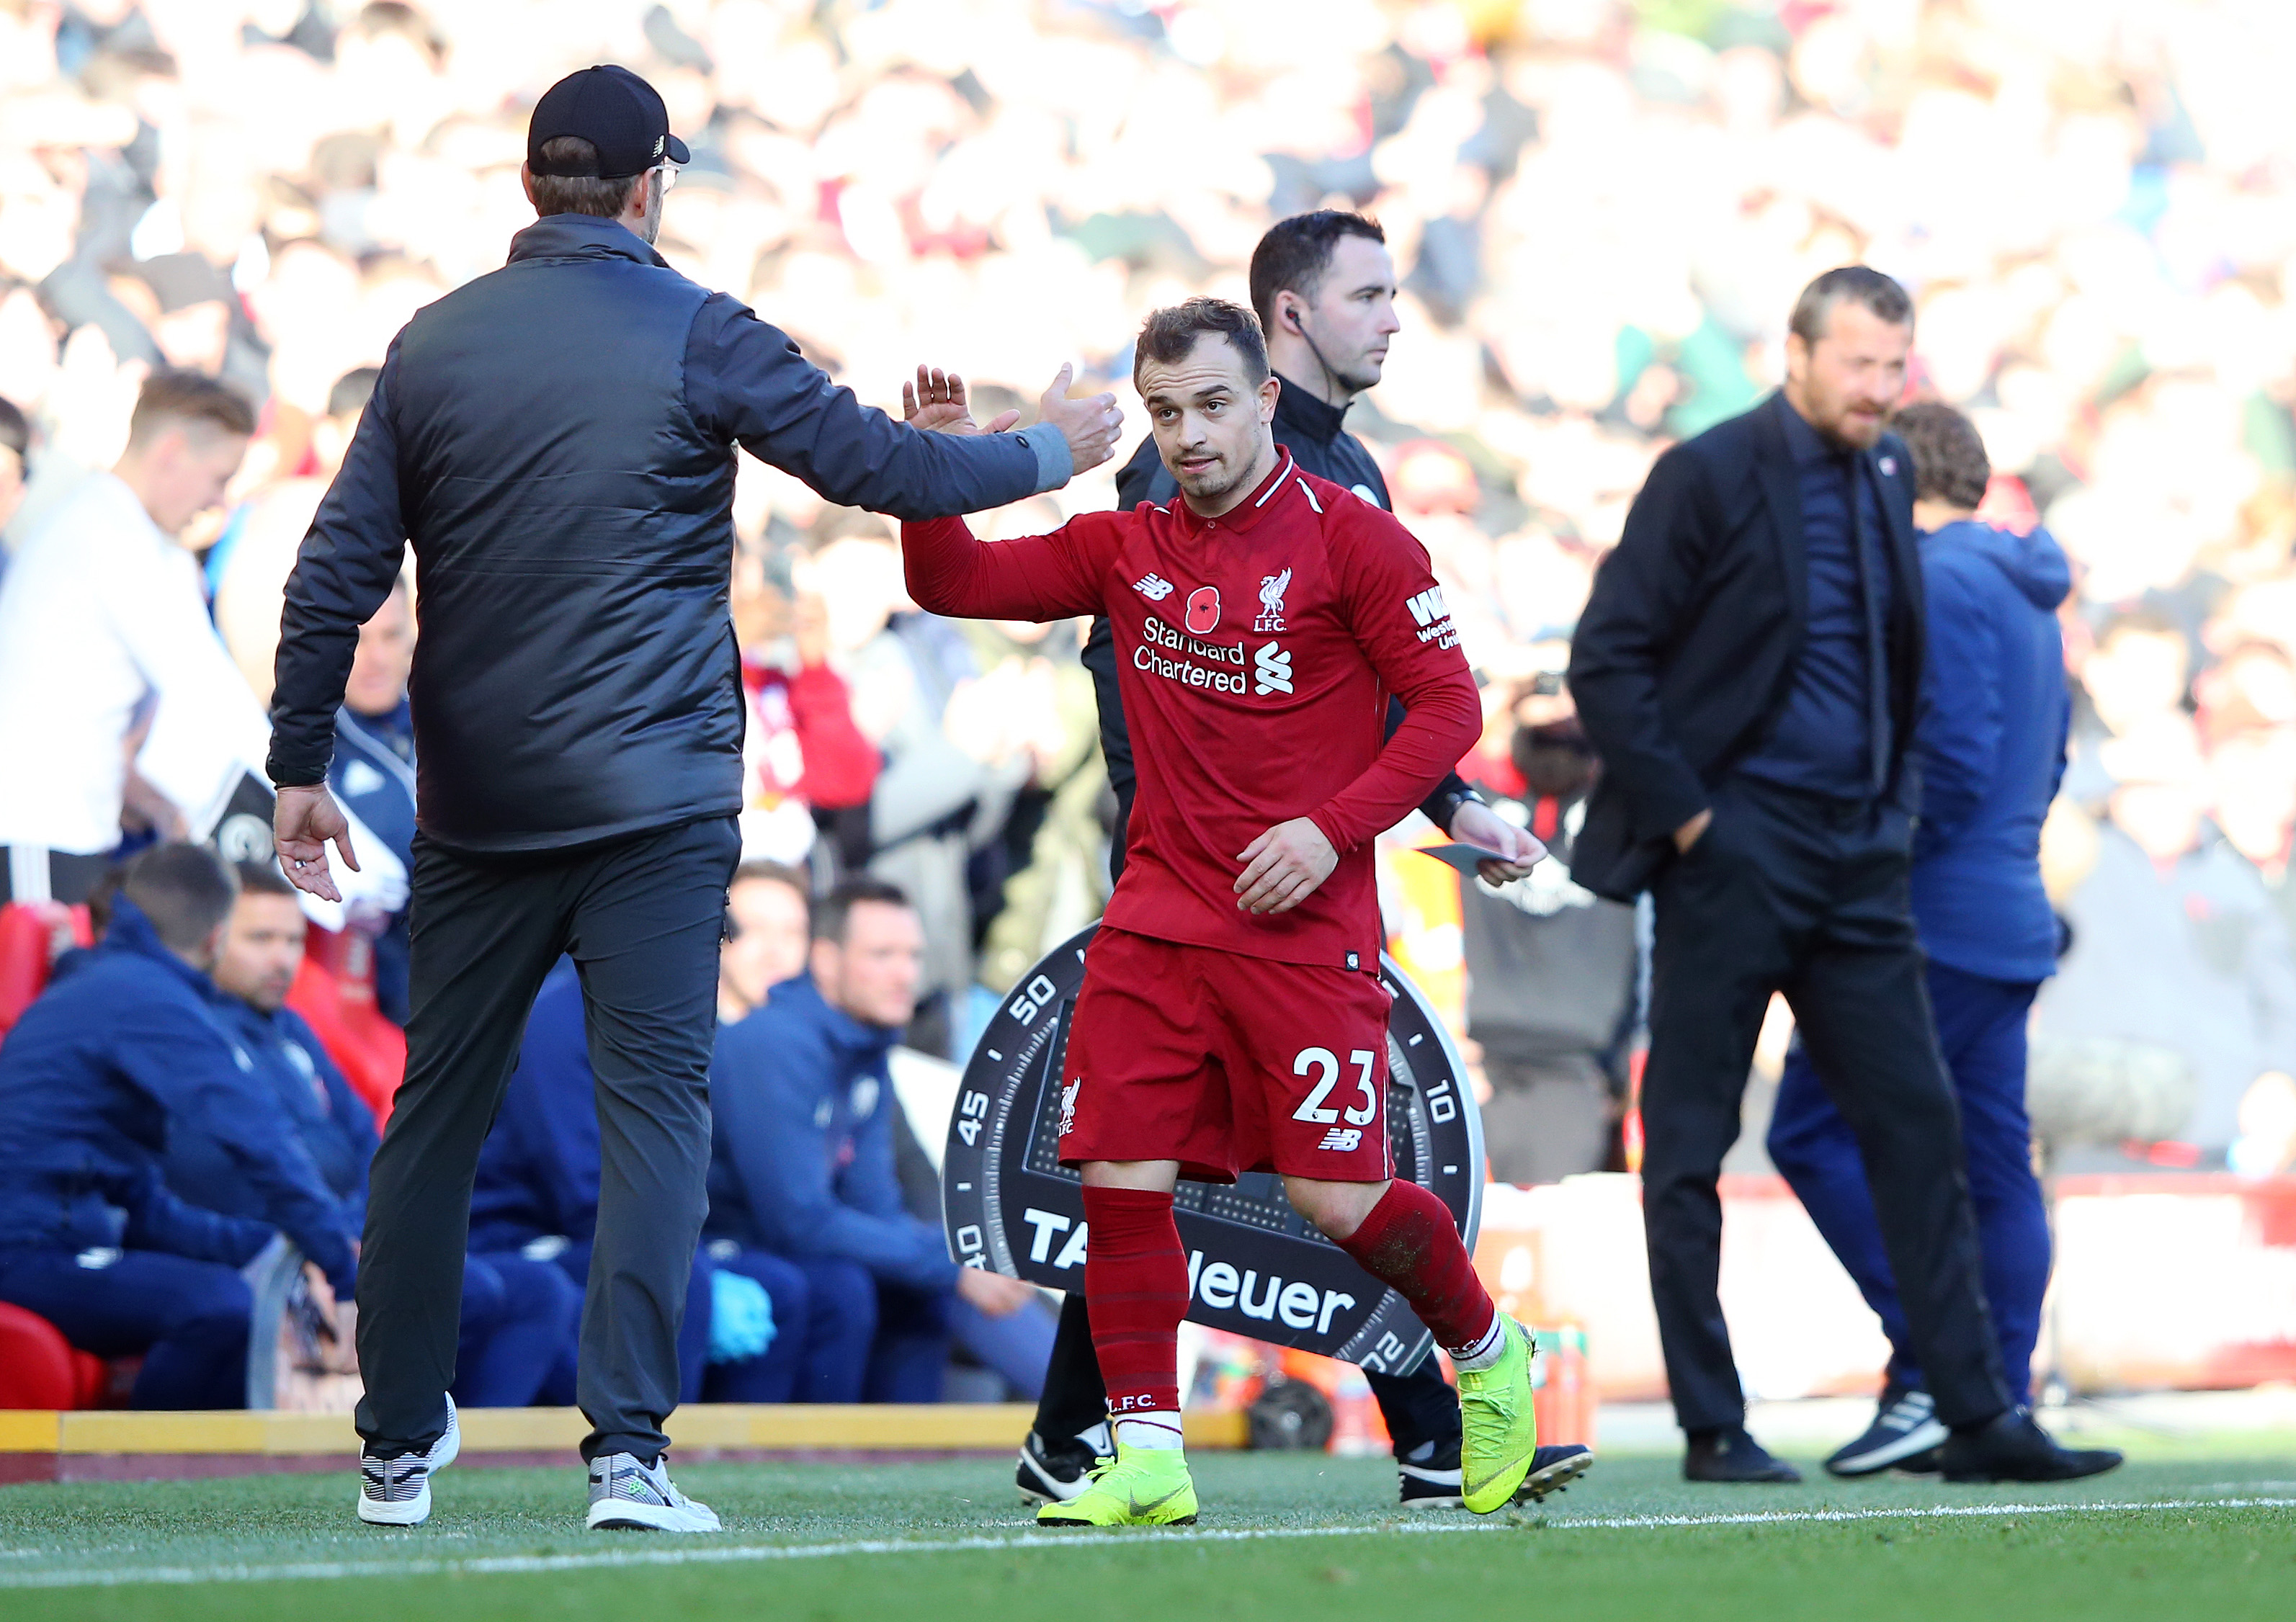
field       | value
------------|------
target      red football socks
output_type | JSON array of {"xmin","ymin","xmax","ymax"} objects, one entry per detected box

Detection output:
[
  {"xmin": 1081, "ymin": 1185, "xmax": 1189, "ymax": 1425},
  {"xmin": 1336, "ymin": 1179, "xmax": 1500, "ymax": 1358}
]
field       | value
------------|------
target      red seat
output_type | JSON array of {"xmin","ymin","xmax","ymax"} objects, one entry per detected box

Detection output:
[
  {"xmin": 0, "ymin": 1301, "xmax": 107, "ymax": 1410},
  {"xmin": 0, "ymin": 902, "xmax": 93, "ymax": 1041},
  {"xmin": 287, "ymin": 926, "xmax": 406, "ymax": 1126}
]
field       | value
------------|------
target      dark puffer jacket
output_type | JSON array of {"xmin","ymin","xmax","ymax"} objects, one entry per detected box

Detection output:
[{"xmin": 269, "ymin": 214, "xmax": 1073, "ymax": 852}]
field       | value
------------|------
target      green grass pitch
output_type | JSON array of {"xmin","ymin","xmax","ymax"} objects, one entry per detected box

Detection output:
[{"xmin": 4, "ymin": 1452, "xmax": 2293, "ymax": 1621}]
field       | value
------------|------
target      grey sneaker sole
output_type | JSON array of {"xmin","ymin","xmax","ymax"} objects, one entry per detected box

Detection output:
[
  {"xmin": 586, "ymin": 1495, "xmax": 723, "ymax": 1533},
  {"xmin": 357, "ymin": 1399, "xmax": 462, "ymax": 1527},
  {"xmin": 356, "ymin": 1480, "xmax": 431, "ymax": 1527}
]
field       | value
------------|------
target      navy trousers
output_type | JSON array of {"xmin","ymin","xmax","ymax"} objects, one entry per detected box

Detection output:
[
  {"xmin": 1768, "ymin": 959, "xmax": 2050, "ymax": 1404},
  {"xmin": 707, "ymin": 1255, "xmax": 954, "ymax": 1402},
  {"xmin": 0, "ymin": 1247, "xmax": 251, "ymax": 1409},
  {"xmin": 700, "ymin": 1247, "xmax": 821, "ymax": 1404},
  {"xmin": 457, "ymin": 1253, "xmax": 582, "ymax": 1408}
]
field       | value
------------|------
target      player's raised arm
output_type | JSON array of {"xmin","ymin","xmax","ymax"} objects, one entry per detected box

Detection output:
[
  {"xmin": 895, "ymin": 365, "xmax": 1125, "ymax": 623},
  {"xmin": 692, "ymin": 302, "xmax": 1123, "ymax": 518}
]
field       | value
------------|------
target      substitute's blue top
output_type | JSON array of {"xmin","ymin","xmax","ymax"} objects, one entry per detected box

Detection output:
[
  {"xmin": 0, "ymin": 899, "xmax": 357, "ymax": 1290},
  {"xmin": 1908, "ymin": 519, "xmax": 2072, "ymax": 983},
  {"xmin": 1739, "ymin": 395, "xmax": 1895, "ymax": 800},
  {"xmin": 707, "ymin": 973, "xmax": 956, "ymax": 1291},
  {"xmin": 164, "ymin": 995, "xmax": 377, "ymax": 1227}
]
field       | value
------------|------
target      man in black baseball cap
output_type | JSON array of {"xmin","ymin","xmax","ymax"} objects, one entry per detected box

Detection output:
[
  {"xmin": 268, "ymin": 60, "xmax": 1123, "ymax": 1534},
  {"xmin": 527, "ymin": 63, "xmax": 691, "ymax": 178}
]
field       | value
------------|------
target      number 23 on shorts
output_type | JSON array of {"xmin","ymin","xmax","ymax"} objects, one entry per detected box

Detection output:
[{"xmin": 1291, "ymin": 1046, "xmax": 1380, "ymax": 1125}]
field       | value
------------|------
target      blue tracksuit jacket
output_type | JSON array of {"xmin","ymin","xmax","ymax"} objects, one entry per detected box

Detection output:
[
  {"xmin": 0, "ymin": 899, "xmax": 357, "ymax": 1290},
  {"xmin": 707, "ymin": 974, "xmax": 955, "ymax": 1291},
  {"xmin": 164, "ymin": 996, "xmax": 376, "ymax": 1226},
  {"xmin": 1908, "ymin": 521, "xmax": 2073, "ymax": 984}
]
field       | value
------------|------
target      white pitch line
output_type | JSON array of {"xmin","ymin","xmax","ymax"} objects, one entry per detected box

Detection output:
[{"xmin": 3, "ymin": 1495, "xmax": 2290, "ymax": 1591}]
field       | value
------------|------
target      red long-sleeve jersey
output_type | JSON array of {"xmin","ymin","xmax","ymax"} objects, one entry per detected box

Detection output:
[{"xmin": 902, "ymin": 453, "xmax": 1478, "ymax": 969}]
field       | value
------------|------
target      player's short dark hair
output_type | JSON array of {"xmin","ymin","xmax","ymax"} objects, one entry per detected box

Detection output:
[
  {"xmin": 813, "ymin": 877, "xmax": 912, "ymax": 944},
  {"xmin": 121, "ymin": 843, "xmax": 240, "ymax": 953},
  {"xmin": 327, "ymin": 367, "xmax": 380, "ymax": 421},
  {"xmin": 233, "ymin": 860, "xmax": 300, "ymax": 901},
  {"xmin": 1892, "ymin": 400, "xmax": 1990, "ymax": 509},
  {"xmin": 1248, "ymin": 210, "xmax": 1386, "ymax": 329},
  {"xmin": 0, "ymin": 394, "xmax": 27, "ymax": 462},
  {"xmin": 1789, "ymin": 265, "xmax": 1914, "ymax": 346},
  {"xmin": 1133, "ymin": 297, "xmax": 1270, "ymax": 390},
  {"xmin": 127, "ymin": 369, "xmax": 256, "ymax": 447},
  {"xmin": 530, "ymin": 135, "xmax": 644, "ymax": 219}
]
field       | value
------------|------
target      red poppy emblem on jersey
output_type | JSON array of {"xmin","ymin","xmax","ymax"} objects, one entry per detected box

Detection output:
[{"xmin": 1184, "ymin": 585, "xmax": 1221, "ymax": 635}]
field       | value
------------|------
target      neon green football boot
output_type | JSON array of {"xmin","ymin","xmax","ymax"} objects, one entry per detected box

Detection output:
[
  {"xmin": 1456, "ymin": 1317, "xmax": 1539, "ymax": 1513},
  {"xmin": 1035, "ymin": 1440, "xmax": 1199, "ymax": 1527}
]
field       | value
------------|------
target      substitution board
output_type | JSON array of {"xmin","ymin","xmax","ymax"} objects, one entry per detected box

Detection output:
[{"xmin": 942, "ymin": 923, "xmax": 1482, "ymax": 1375}]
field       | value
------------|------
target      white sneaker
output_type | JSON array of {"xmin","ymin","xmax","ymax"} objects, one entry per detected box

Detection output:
[
  {"xmin": 357, "ymin": 1394, "xmax": 461, "ymax": 1526},
  {"xmin": 586, "ymin": 1451, "xmax": 723, "ymax": 1533}
]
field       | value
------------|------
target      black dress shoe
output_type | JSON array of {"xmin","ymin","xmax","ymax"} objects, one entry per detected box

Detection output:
[
  {"xmin": 1940, "ymin": 1409, "xmax": 2124, "ymax": 1484},
  {"xmin": 1684, "ymin": 1428, "xmax": 1803, "ymax": 1483}
]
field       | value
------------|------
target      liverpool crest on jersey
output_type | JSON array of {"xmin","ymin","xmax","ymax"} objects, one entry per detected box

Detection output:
[{"xmin": 1254, "ymin": 567, "xmax": 1291, "ymax": 632}]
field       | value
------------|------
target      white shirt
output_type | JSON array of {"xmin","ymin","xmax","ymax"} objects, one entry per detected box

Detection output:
[
  {"xmin": 0, "ymin": 472, "xmax": 404, "ymax": 923},
  {"xmin": 0, "ymin": 472, "xmax": 253, "ymax": 853}
]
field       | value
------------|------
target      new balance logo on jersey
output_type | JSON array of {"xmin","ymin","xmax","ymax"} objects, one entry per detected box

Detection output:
[
  {"xmin": 1254, "ymin": 642, "xmax": 1292, "ymax": 696},
  {"xmin": 1404, "ymin": 586, "xmax": 1459, "ymax": 649},
  {"xmin": 1134, "ymin": 573, "xmax": 1174, "ymax": 601},
  {"xmin": 1317, "ymin": 1128, "xmax": 1363, "ymax": 1152}
]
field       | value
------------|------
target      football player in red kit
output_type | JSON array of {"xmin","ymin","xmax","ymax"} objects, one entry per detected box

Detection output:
[{"xmin": 898, "ymin": 297, "xmax": 1537, "ymax": 1525}]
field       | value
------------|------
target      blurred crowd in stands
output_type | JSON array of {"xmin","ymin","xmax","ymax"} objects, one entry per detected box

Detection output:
[{"xmin": 4, "ymin": 0, "xmax": 2296, "ymax": 1407}]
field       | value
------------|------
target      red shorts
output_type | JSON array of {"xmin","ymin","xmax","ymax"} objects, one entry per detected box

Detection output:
[{"xmin": 1058, "ymin": 926, "xmax": 1395, "ymax": 1183}]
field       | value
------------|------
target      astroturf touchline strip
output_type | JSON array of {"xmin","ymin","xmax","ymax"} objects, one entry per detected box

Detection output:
[{"xmin": 3, "ymin": 1496, "xmax": 2290, "ymax": 1590}]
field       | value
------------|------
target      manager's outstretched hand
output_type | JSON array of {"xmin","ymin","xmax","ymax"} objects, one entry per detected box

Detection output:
[
  {"xmin": 902, "ymin": 362, "xmax": 1121, "ymax": 472},
  {"xmin": 274, "ymin": 782, "xmax": 361, "ymax": 903},
  {"xmin": 902, "ymin": 366, "xmax": 1019, "ymax": 435}
]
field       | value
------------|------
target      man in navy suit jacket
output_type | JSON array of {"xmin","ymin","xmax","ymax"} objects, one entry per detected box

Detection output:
[
  {"xmin": 1571, "ymin": 269, "xmax": 2109, "ymax": 1486},
  {"xmin": 1767, "ymin": 402, "xmax": 2112, "ymax": 1481}
]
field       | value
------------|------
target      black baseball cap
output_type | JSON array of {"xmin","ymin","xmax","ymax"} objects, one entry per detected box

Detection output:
[{"xmin": 527, "ymin": 65, "xmax": 689, "ymax": 180}]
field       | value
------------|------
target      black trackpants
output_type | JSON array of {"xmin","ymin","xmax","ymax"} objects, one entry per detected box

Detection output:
[
  {"xmin": 354, "ymin": 815, "xmax": 738, "ymax": 1464},
  {"xmin": 1642, "ymin": 776, "xmax": 2010, "ymax": 1433}
]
